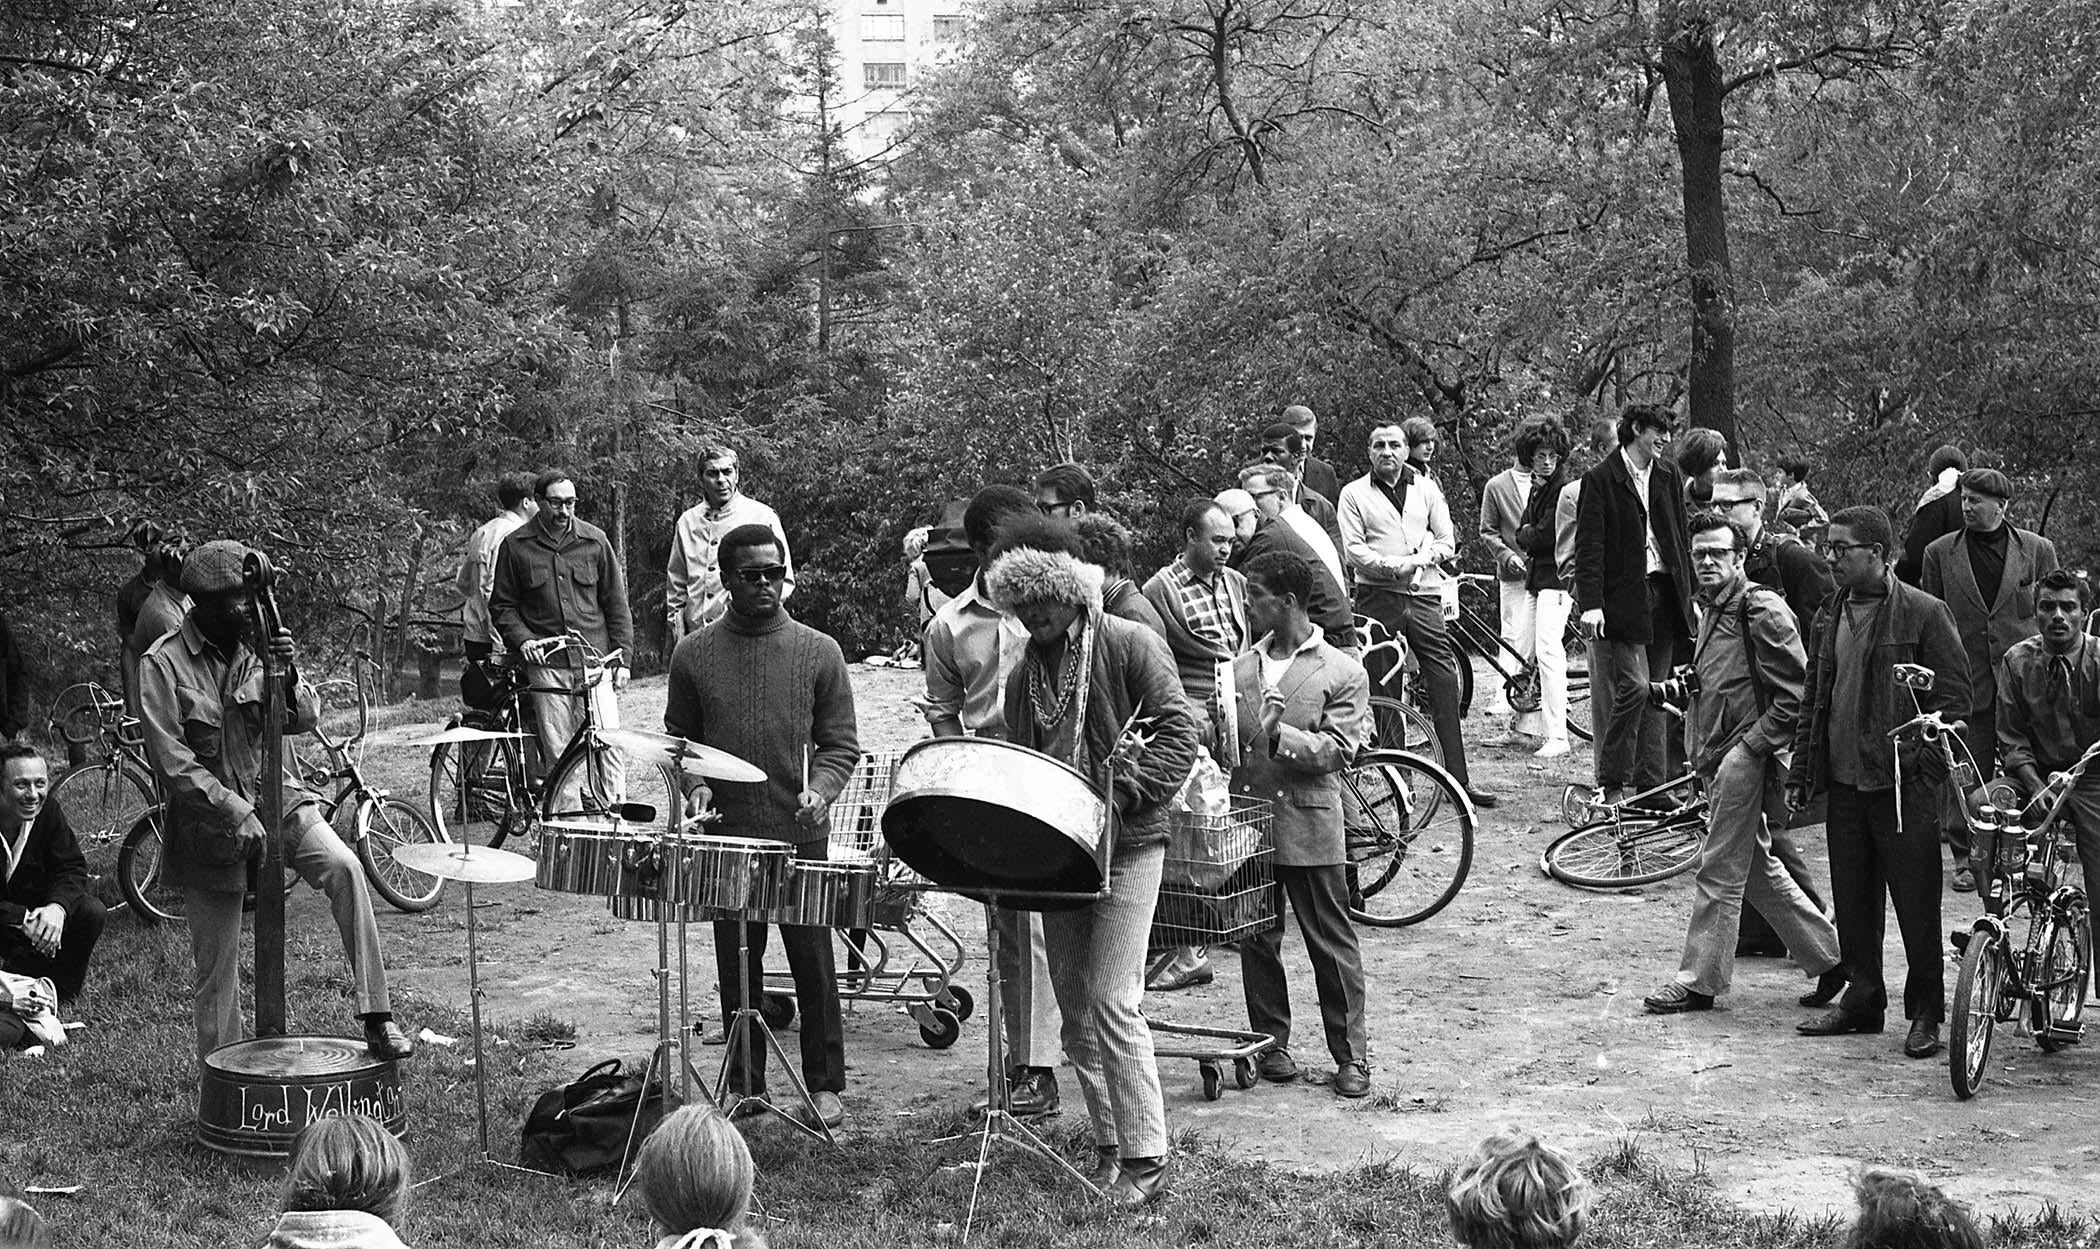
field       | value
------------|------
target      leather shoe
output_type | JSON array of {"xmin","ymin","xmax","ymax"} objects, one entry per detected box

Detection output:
[
  {"xmin": 1108, "ymin": 1156, "xmax": 1169, "ymax": 1209},
  {"xmin": 1088, "ymin": 1146, "xmax": 1120, "ymax": 1189},
  {"xmin": 1642, "ymin": 983, "xmax": 1715, "ymax": 1014},
  {"xmin": 1465, "ymin": 788, "xmax": 1500, "ymax": 810},
  {"xmin": 794, "ymin": 1090, "xmax": 846, "ymax": 1129},
  {"xmin": 1904, "ymin": 1019, "xmax": 1942, "ymax": 1059},
  {"xmin": 1255, "ymin": 1047, "xmax": 1300, "ymax": 1082},
  {"xmin": 1008, "ymin": 1067, "xmax": 1060, "ymax": 1117},
  {"xmin": 1799, "ymin": 967, "xmax": 1847, "ymax": 1008},
  {"xmin": 363, "ymin": 1018, "xmax": 414, "ymax": 1061},
  {"xmin": 1952, "ymin": 864, "xmax": 1977, "ymax": 893},
  {"xmin": 1331, "ymin": 1061, "xmax": 1372, "ymax": 1099},
  {"xmin": 1145, "ymin": 963, "xmax": 1215, "ymax": 993},
  {"xmin": 1796, "ymin": 1008, "xmax": 1883, "ymax": 1036}
]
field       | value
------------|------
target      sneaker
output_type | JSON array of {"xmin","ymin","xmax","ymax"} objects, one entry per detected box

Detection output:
[{"xmin": 1534, "ymin": 739, "xmax": 1571, "ymax": 759}]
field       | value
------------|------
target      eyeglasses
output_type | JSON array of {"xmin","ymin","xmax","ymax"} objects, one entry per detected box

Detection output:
[
  {"xmin": 1825, "ymin": 540, "xmax": 1877, "ymax": 558},
  {"xmin": 1713, "ymin": 497, "xmax": 1760, "ymax": 511},
  {"xmin": 1690, "ymin": 547, "xmax": 1737, "ymax": 563},
  {"xmin": 541, "ymin": 496, "xmax": 579, "ymax": 510},
  {"xmin": 1037, "ymin": 500, "xmax": 1073, "ymax": 516},
  {"xmin": 1249, "ymin": 488, "xmax": 1282, "ymax": 499},
  {"xmin": 731, "ymin": 565, "xmax": 790, "ymax": 585}
]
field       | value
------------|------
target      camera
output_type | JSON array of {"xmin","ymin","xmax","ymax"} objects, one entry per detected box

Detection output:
[{"xmin": 1648, "ymin": 664, "xmax": 1701, "ymax": 705}]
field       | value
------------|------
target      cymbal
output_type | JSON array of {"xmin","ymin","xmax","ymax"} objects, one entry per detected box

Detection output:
[
  {"xmin": 408, "ymin": 725, "xmax": 529, "ymax": 747},
  {"xmin": 391, "ymin": 843, "xmax": 536, "ymax": 884},
  {"xmin": 598, "ymin": 728, "xmax": 766, "ymax": 784}
]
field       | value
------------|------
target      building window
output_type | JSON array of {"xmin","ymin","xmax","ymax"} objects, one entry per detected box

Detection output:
[
  {"xmin": 931, "ymin": 15, "xmax": 964, "ymax": 39},
  {"xmin": 863, "ymin": 14, "xmax": 904, "ymax": 40},
  {"xmin": 864, "ymin": 62, "xmax": 907, "ymax": 88}
]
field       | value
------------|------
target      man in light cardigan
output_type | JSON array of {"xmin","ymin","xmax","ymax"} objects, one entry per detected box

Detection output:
[{"xmin": 666, "ymin": 523, "xmax": 860, "ymax": 1130}]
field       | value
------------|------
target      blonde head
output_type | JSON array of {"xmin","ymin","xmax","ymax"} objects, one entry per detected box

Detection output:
[
  {"xmin": 1445, "ymin": 1129, "xmax": 1592, "ymax": 1249},
  {"xmin": 281, "ymin": 1115, "xmax": 411, "ymax": 1225},
  {"xmin": 631, "ymin": 1105, "xmax": 768, "ymax": 1249}
]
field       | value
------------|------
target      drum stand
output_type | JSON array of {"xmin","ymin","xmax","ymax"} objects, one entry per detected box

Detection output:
[
  {"xmin": 931, "ymin": 892, "xmax": 1101, "ymax": 1240},
  {"xmin": 613, "ymin": 830, "xmax": 719, "ymax": 1199},
  {"xmin": 713, "ymin": 913, "xmax": 835, "ymax": 1146}
]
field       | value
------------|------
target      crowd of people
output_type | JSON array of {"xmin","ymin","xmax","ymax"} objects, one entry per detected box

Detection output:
[{"xmin": 0, "ymin": 404, "xmax": 2084, "ymax": 1240}]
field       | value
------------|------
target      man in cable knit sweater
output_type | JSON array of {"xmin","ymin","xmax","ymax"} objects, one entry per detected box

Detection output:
[{"xmin": 665, "ymin": 523, "xmax": 860, "ymax": 1129}]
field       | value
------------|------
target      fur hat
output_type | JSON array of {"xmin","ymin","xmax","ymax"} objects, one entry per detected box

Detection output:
[
  {"xmin": 985, "ymin": 546, "xmax": 1102, "ymax": 613},
  {"xmin": 180, "ymin": 540, "xmax": 251, "ymax": 596}
]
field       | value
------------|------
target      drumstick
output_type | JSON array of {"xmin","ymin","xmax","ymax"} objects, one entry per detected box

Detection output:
[{"xmin": 801, "ymin": 744, "xmax": 812, "ymax": 795}]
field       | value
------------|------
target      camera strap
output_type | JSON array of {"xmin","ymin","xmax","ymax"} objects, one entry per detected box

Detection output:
[{"xmin": 1739, "ymin": 590, "xmax": 1773, "ymax": 714}]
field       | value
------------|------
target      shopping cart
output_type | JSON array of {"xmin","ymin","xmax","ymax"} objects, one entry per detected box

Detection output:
[
  {"xmin": 1146, "ymin": 795, "xmax": 1279, "ymax": 1100},
  {"xmin": 756, "ymin": 748, "xmax": 976, "ymax": 1048}
]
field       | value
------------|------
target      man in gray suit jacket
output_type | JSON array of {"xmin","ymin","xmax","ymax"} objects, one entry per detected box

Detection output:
[
  {"xmin": 1229, "ymin": 550, "xmax": 1373, "ymax": 1098},
  {"xmin": 1921, "ymin": 468, "xmax": 2059, "ymax": 891}
]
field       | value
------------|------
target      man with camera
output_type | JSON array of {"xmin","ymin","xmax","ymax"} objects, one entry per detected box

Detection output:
[
  {"xmin": 1641, "ymin": 515, "xmax": 1843, "ymax": 1017},
  {"xmin": 1787, "ymin": 506, "xmax": 1969, "ymax": 1059}
]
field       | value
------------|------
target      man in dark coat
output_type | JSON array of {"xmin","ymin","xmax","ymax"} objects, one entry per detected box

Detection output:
[
  {"xmin": 0, "ymin": 744, "xmax": 105, "ymax": 1048},
  {"xmin": 1573, "ymin": 405, "xmax": 1694, "ymax": 805}
]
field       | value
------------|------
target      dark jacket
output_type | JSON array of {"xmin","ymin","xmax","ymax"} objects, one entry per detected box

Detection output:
[
  {"xmin": 1300, "ymin": 455, "xmax": 1341, "ymax": 507},
  {"xmin": 0, "ymin": 803, "xmax": 91, "ymax": 927},
  {"xmin": 1233, "ymin": 518, "xmax": 1355, "ymax": 648},
  {"xmin": 1516, "ymin": 467, "xmax": 1570, "ymax": 593},
  {"xmin": 1789, "ymin": 573, "xmax": 1970, "ymax": 796},
  {"xmin": 1744, "ymin": 532, "xmax": 1833, "ymax": 638},
  {"xmin": 1103, "ymin": 577, "xmax": 1168, "ymax": 638},
  {"xmin": 1896, "ymin": 489, "xmax": 1963, "ymax": 587},
  {"xmin": 1296, "ymin": 487, "xmax": 1346, "ymax": 555},
  {"xmin": 490, "ymin": 515, "xmax": 634, "ymax": 661},
  {"xmin": 1002, "ymin": 613, "xmax": 1199, "ymax": 848},
  {"xmin": 1573, "ymin": 448, "xmax": 1693, "ymax": 642},
  {"xmin": 1921, "ymin": 524, "xmax": 2061, "ymax": 717}
]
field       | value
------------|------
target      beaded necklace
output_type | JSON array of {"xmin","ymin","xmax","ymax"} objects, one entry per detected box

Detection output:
[{"xmin": 1028, "ymin": 618, "xmax": 1091, "ymax": 732}]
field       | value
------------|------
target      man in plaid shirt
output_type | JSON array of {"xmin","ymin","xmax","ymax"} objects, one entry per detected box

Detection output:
[{"xmin": 1142, "ymin": 499, "xmax": 1250, "ymax": 991}]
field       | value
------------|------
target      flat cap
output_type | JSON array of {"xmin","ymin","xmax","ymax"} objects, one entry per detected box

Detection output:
[
  {"xmin": 1959, "ymin": 467, "xmax": 2013, "ymax": 500},
  {"xmin": 180, "ymin": 540, "xmax": 251, "ymax": 596}
]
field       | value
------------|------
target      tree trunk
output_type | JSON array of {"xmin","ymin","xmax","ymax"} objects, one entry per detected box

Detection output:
[
  {"xmin": 391, "ymin": 525, "xmax": 425, "ymax": 702},
  {"xmin": 1658, "ymin": 11, "xmax": 1736, "ymax": 449}
]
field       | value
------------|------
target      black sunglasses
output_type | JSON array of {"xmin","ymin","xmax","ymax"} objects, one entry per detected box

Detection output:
[{"xmin": 732, "ymin": 565, "xmax": 789, "ymax": 585}]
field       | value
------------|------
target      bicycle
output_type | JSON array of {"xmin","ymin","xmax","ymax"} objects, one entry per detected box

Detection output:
[
  {"xmin": 1542, "ymin": 771, "xmax": 1708, "ymax": 888},
  {"xmin": 428, "ymin": 632, "xmax": 678, "ymax": 848},
  {"xmin": 1450, "ymin": 572, "xmax": 1593, "ymax": 741},
  {"xmin": 1353, "ymin": 616, "xmax": 1445, "ymax": 768},
  {"xmin": 1902, "ymin": 713, "xmax": 2096, "ymax": 1099},
  {"xmin": 1340, "ymin": 746, "xmax": 1476, "ymax": 926},
  {"xmin": 46, "ymin": 683, "xmax": 158, "ymax": 913}
]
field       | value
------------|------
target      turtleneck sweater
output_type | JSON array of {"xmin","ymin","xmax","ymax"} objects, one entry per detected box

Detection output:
[{"xmin": 664, "ymin": 609, "xmax": 860, "ymax": 844}]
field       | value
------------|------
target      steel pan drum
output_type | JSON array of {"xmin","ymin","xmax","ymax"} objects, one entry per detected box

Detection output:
[
  {"xmin": 198, "ymin": 1036, "xmax": 405, "ymax": 1157},
  {"xmin": 536, "ymin": 819, "xmax": 656, "ymax": 898},
  {"xmin": 881, "ymin": 737, "xmax": 1108, "ymax": 906},
  {"xmin": 762, "ymin": 861, "xmax": 878, "ymax": 928},
  {"xmin": 607, "ymin": 894, "xmax": 705, "ymax": 924},
  {"xmin": 681, "ymin": 836, "xmax": 793, "ymax": 914}
]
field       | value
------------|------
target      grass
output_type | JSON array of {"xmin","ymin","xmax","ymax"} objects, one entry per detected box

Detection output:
[{"xmin": 5, "ymin": 923, "xmax": 2098, "ymax": 1248}]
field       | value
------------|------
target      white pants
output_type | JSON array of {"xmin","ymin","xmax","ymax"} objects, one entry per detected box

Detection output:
[
  {"xmin": 1498, "ymin": 577, "xmax": 1539, "ymax": 733},
  {"xmin": 1533, "ymin": 589, "xmax": 1573, "ymax": 745},
  {"xmin": 526, "ymin": 661, "xmax": 624, "ymax": 813}
]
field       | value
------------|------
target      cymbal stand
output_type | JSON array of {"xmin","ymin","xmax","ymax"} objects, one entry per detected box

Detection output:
[{"xmin": 419, "ymin": 872, "xmax": 542, "ymax": 1186}]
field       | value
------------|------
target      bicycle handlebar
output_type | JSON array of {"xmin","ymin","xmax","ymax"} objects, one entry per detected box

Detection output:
[{"xmin": 1888, "ymin": 710, "xmax": 1967, "ymax": 743}]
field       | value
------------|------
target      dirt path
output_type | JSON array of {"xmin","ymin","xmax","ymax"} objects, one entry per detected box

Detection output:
[{"xmin": 352, "ymin": 663, "xmax": 2100, "ymax": 1219}]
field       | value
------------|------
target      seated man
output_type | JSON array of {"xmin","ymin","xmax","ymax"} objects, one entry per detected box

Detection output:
[
  {"xmin": 1993, "ymin": 570, "xmax": 2100, "ymax": 959},
  {"xmin": 0, "ymin": 743, "xmax": 106, "ymax": 1047}
]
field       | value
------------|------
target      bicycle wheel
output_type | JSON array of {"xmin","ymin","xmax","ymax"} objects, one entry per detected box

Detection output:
[
  {"xmin": 51, "ymin": 759, "xmax": 156, "ymax": 912},
  {"xmin": 1343, "ymin": 749, "xmax": 1475, "ymax": 927},
  {"xmin": 429, "ymin": 734, "xmax": 523, "ymax": 848},
  {"xmin": 356, "ymin": 796, "xmax": 448, "ymax": 913},
  {"xmin": 1950, "ymin": 930, "xmax": 2005, "ymax": 1099},
  {"xmin": 1542, "ymin": 814, "xmax": 1703, "ymax": 888},
  {"xmin": 1368, "ymin": 695, "xmax": 1444, "ymax": 768},
  {"xmin": 117, "ymin": 807, "xmax": 184, "ymax": 925},
  {"xmin": 2035, "ymin": 905, "xmax": 2091, "ymax": 1053},
  {"xmin": 541, "ymin": 742, "xmax": 679, "ymax": 834}
]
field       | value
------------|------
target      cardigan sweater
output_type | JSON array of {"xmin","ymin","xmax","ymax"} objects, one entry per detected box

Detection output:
[{"xmin": 664, "ymin": 609, "xmax": 860, "ymax": 845}]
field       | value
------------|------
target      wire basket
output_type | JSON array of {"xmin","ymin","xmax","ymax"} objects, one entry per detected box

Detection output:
[
  {"xmin": 1151, "ymin": 796, "xmax": 1278, "ymax": 947},
  {"xmin": 831, "ymin": 749, "xmax": 901, "ymax": 864}
]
